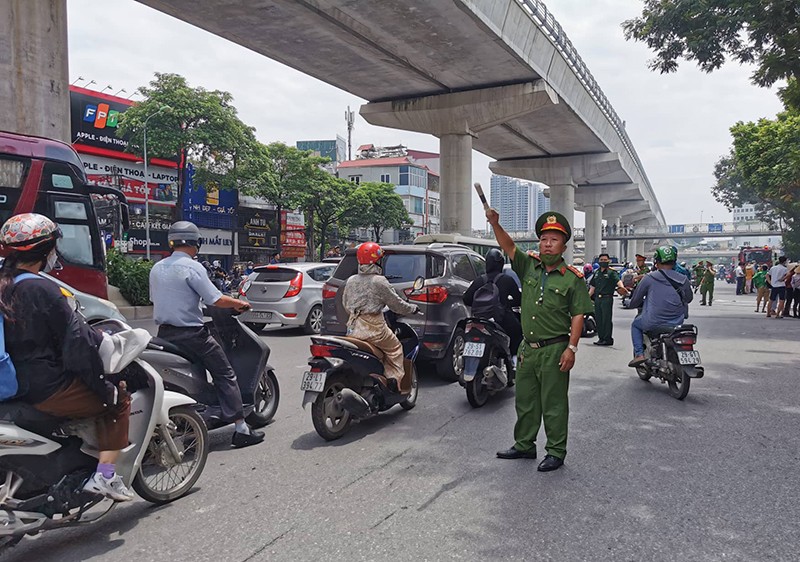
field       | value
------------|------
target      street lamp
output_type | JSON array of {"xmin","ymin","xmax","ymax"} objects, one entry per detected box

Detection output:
[{"xmin": 142, "ymin": 104, "xmax": 170, "ymax": 260}]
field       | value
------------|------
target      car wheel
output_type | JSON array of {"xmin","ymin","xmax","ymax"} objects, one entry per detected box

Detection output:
[
  {"xmin": 303, "ymin": 305, "xmax": 324, "ymax": 335},
  {"xmin": 436, "ymin": 329, "xmax": 464, "ymax": 382}
]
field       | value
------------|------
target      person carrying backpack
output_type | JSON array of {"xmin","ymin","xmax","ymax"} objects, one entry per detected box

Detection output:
[{"xmin": 463, "ymin": 249, "xmax": 522, "ymax": 363}]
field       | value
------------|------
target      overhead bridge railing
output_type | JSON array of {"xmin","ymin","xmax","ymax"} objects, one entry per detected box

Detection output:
[{"xmin": 516, "ymin": 0, "xmax": 649, "ymax": 189}]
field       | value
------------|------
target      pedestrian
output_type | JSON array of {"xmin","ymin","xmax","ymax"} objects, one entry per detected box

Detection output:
[
  {"xmin": 588, "ymin": 253, "xmax": 628, "ymax": 346},
  {"xmin": 487, "ymin": 209, "xmax": 594, "ymax": 472},
  {"xmin": 244, "ymin": 261, "xmax": 255, "ymax": 276},
  {"xmin": 734, "ymin": 262, "xmax": 745, "ymax": 295},
  {"xmin": 612, "ymin": 223, "xmax": 617, "ymax": 235},
  {"xmin": 781, "ymin": 263, "xmax": 796, "ymax": 318},
  {"xmin": 753, "ymin": 265, "xmax": 769, "ymax": 313},
  {"xmin": 699, "ymin": 261, "xmax": 716, "ymax": 306},
  {"xmin": 745, "ymin": 262, "xmax": 755, "ymax": 293},
  {"xmin": 270, "ymin": 252, "xmax": 281, "ymax": 265},
  {"xmin": 790, "ymin": 265, "xmax": 800, "ymax": 318},
  {"xmin": 766, "ymin": 256, "xmax": 789, "ymax": 318}
]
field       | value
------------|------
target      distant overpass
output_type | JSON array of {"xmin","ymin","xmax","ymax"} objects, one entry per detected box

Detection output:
[{"xmin": 509, "ymin": 221, "xmax": 781, "ymax": 242}]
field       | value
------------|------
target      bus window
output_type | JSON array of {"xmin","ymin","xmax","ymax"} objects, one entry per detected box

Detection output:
[
  {"xmin": 0, "ymin": 158, "xmax": 26, "ymax": 188},
  {"xmin": 52, "ymin": 198, "xmax": 95, "ymax": 266}
]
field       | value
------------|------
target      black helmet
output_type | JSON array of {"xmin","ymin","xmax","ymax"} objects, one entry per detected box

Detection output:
[
  {"xmin": 168, "ymin": 221, "xmax": 201, "ymax": 249},
  {"xmin": 485, "ymin": 248, "xmax": 504, "ymax": 274}
]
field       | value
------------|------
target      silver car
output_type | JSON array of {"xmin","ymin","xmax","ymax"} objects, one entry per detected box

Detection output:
[
  {"xmin": 238, "ymin": 262, "xmax": 336, "ymax": 334},
  {"xmin": 41, "ymin": 272, "xmax": 126, "ymax": 322}
]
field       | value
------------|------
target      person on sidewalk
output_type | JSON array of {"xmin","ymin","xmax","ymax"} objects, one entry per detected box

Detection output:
[
  {"xmin": 766, "ymin": 257, "xmax": 789, "ymax": 318},
  {"xmin": 699, "ymin": 261, "xmax": 716, "ymax": 306},
  {"xmin": 734, "ymin": 262, "xmax": 746, "ymax": 295},
  {"xmin": 487, "ymin": 210, "xmax": 594, "ymax": 472},
  {"xmin": 753, "ymin": 265, "xmax": 769, "ymax": 313},
  {"xmin": 588, "ymin": 253, "xmax": 628, "ymax": 346},
  {"xmin": 150, "ymin": 221, "xmax": 265, "ymax": 448},
  {"xmin": 782, "ymin": 264, "xmax": 797, "ymax": 318},
  {"xmin": 791, "ymin": 265, "xmax": 800, "ymax": 318}
]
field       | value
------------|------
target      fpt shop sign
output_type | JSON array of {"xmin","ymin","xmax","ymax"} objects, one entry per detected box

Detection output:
[{"xmin": 70, "ymin": 88, "xmax": 133, "ymax": 153}]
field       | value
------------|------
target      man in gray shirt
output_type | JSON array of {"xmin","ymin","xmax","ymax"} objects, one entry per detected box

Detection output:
[
  {"xmin": 766, "ymin": 256, "xmax": 789, "ymax": 318},
  {"xmin": 150, "ymin": 221, "xmax": 264, "ymax": 448}
]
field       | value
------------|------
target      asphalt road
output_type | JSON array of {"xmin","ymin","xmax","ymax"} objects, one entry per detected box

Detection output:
[{"xmin": 4, "ymin": 281, "xmax": 799, "ymax": 561}]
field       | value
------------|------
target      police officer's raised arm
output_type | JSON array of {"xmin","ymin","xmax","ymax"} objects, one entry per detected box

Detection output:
[{"xmin": 486, "ymin": 208, "xmax": 516, "ymax": 260}]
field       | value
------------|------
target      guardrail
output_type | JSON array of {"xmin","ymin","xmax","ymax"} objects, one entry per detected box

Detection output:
[
  {"xmin": 505, "ymin": 222, "xmax": 781, "ymax": 241},
  {"xmin": 516, "ymin": 1, "xmax": 652, "ymax": 199}
]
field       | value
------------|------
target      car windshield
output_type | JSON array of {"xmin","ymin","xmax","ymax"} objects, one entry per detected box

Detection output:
[{"xmin": 332, "ymin": 253, "xmax": 444, "ymax": 283}]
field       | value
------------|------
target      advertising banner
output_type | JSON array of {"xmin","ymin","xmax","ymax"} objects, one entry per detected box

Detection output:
[
  {"xmin": 281, "ymin": 211, "xmax": 306, "ymax": 258},
  {"xmin": 238, "ymin": 208, "xmax": 278, "ymax": 250},
  {"xmin": 70, "ymin": 88, "xmax": 134, "ymax": 153},
  {"xmin": 81, "ymin": 153, "xmax": 178, "ymax": 205},
  {"xmin": 198, "ymin": 227, "xmax": 236, "ymax": 255},
  {"xmin": 183, "ymin": 163, "xmax": 238, "ymax": 229}
]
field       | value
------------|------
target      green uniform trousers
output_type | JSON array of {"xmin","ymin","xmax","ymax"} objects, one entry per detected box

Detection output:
[
  {"xmin": 594, "ymin": 295, "xmax": 614, "ymax": 342},
  {"xmin": 513, "ymin": 340, "xmax": 570, "ymax": 459},
  {"xmin": 700, "ymin": 284, "xmax": 714, "ymax": 305}
]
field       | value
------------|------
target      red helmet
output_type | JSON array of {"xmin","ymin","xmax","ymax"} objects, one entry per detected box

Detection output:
[{"xmin": 357, "ymin": 242, "xmax": 384, "ymax": 265}]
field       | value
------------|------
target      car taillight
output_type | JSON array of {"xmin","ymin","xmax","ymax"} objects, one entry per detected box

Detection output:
[
  {"xmin": 322, "ymin": 283, "xmax": 338, "ymax": 299},
  {"xmin": 406, "ymin": 285, "xmax": 448, "ymax": 304},
  {"xmin": 239, "ymin": 279, "xmax": 252, "ymax": 296},
  {"xmin": 310, "ymin": 344, "xmax": 334, "ymax": 357},
  {"xmin": 284, "ymin": 272, "xmax": 303, "ymax": 298}
]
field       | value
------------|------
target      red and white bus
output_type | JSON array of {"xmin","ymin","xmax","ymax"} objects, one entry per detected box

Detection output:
[{"xmin": 0, "ymin": 131, "xmax": 127, "ymax": 298}]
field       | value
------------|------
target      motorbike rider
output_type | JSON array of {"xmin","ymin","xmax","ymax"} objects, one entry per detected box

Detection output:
[
  {"xmin": 150, "ymin": 221, "xmax": 264, "ymax": 448},
  {"xmin": 463, "ymin": 248, "xmax": 523, "ymax": 366},
  {"xmin": 341, "ymin": 242, "xmax": 418, "ymax": 393},
  {"xmin": 627, "ymin": 246, "xmax": 693, "ymax": 367},
  {"xmin": 0, "ymin": 213, "xmax": 134, "ymax": 502}
]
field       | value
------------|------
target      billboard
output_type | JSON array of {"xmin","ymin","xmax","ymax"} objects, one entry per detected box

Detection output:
[
  {"xmin": 183, "ymin": 163, "xmax": 237, "ymax": 229},
  {"xmin": 70, "ymin": 87, "xmax": 134, "ymax": 153}
]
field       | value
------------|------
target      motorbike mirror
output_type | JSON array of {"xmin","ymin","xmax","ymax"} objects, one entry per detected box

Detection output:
[{"xmin": 412, "ymin": 276, "xmax": 424, "ymax": 292}]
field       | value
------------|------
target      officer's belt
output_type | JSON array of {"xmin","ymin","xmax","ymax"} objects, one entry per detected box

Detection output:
[
  {"xmin": 596, "ymin": 294, "xmax": 614, "ymax": 298},
  {"xmin": 525, "ymin": 335, "xmax": 570, "ymax": 349}
]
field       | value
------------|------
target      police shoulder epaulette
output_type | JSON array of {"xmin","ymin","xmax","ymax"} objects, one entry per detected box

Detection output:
[
  {"xmin": 566, "ymin": 265, "xmax": 584, "ymax": 278},
  {"xmin": 526, "ymin": 251, "xmax": 541, "ymax": 261}
]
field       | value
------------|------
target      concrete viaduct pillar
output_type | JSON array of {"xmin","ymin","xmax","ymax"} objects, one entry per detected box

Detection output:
[
  {"xmin": 361, "ymin": 81, "xmax": 557, "ymax": 235},
  {"xmin": 606, "ymin": 216, "xmax": 621, "ymax": 261},
  {"xmin": 548, "ymin": 183, "xmax": 576, "ymax": 263},
  {"xmin": 0, "ymin": 0, "xmax": 70, "ymax": 141},
  {"xmin": 583, "ymin": 204, "xmax": 603, "ymax": 264}
]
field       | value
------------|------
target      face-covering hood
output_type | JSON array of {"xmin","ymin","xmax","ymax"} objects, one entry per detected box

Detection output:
[{"xmin": 358, "ymin": 263, "xmax": 382, "ymax": 275}]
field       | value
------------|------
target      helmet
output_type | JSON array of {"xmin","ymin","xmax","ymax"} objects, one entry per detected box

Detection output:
[
  {"xmin": 485, "ymin": 248, "xmax": 504, "ymax": 273},
  {"xmin": 168, "ymin": 221, "xmax": 201, "ymax": 249},
  {"xmin": 0, "ymin": 213, "xmax": 61, "ymax": 252},
  {"xmin": 357, "ymin": 242, "xmax": 383, "ymax": 265},
  {"xmin": 653, "ymin": 246, "xmax": 677, "ymax": 264},
  {"xmin": 583, "ymin": 264, "xmax": 593, "ymax": 275}
]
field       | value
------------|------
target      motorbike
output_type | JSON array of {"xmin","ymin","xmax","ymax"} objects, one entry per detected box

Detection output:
[
  {"xmin": 457, "ymin": 316, "xmax": 515, "ymax": 407},
  {"xmin": 142, "ymin": 307, "xmax": 280, "ymax": 430},
  {"xmin": 635, "ymin": 324, "xmax": 704, "ymax": 400},
  {"xmin": 582, "ymin": 313, "xmax": 597, "ymax": 337},
  {"xmin": 301, "ymin": 277, "xmax": 424, "ymax": 441},
  {"xmin": 0, "ymin": 319, "xmax": 208, "ymax": 550}
]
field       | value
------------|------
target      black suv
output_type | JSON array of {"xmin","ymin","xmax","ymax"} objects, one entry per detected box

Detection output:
[{"xmin": 321, "ymin": 243, "xmax": 487, "ymax": 380}]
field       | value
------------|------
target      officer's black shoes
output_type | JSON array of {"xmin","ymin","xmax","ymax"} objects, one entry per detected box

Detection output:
[
  {"xmin": 593, "ymin": 340, "xmax": 613, "ymax": 346},
  {"xmin": 537, "ymin": 455, "xmax": 564, "ymax": 472},
  {"xmin": 232, "ymin": 428, "xmax": 265, "ymax": 449},
  {"xmin": 497, "ymin": 446, "xmax": 536, "ymax": 460}
]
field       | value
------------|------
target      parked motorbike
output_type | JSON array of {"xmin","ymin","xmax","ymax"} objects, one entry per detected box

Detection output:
[
  {"xmin": 457, "ymin": 317, "xmax": 514, "ymax": 407},
  {"xmin": 582, "ymin": 313, "xmax": 597, "ymax": 338},
  {"xmin": 142, "ymin": 307, "xmax": 280, "ymax": 430},
  {"xmin": 301, "ymin": 277, "xmax": 424, "ymax": 441},
  {"xmin": 0, "ymin": 319, "xmax": 208, "ymax": 550},
  {"xmin": 635, "ymin": 324, "xmax": 704, "ymax": 400}
]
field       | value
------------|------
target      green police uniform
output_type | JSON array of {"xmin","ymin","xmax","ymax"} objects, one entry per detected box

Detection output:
[
  {"xmin": 700, "ymin": 266, "xmax": 715, "ymax": 305},
  {"xmin": 510, "ymin": 213, "xmax": 594, "ymax": 460},
  {"xmin": 590, "ymin": 267, "xmax": 621, "ymax": 343}
]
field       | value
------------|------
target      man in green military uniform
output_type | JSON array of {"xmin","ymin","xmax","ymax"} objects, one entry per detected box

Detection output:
[
  {"xmin": 486, "ymin": 208, "xmax": 594, "ymax": 472},
  {"xmin": 692, "ymin": 262, "xmax": 705, "ymax": 293},
  {"xmin": 588, "ymin": 253, "xmax": 629, "ymax": 346},
  {"xmin": 699, "ymin": 261, "xmax": 716, "ymax": 306},
  {"xmin": 633, "ymin": 254, "xmax": 650, "ymax": 287}
]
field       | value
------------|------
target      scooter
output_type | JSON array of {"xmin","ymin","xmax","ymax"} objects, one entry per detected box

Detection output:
[
  {"xmin": 457, "ymin": 316, "xmax": 515, "ymax": 407},
  {"xmin": 635, "ymin": 324, "xmax": 704, "ymax": 400},
  {"xmin": 142, "ymin": 307, "xmax": 280, "ymax": 430},
  {"xmin": 0, "ymin": 319, "xmax": 208, "ymax": 551},
  {"xmin": 301, "ymin": 278, "xmax": 424, "ymax": 441}
]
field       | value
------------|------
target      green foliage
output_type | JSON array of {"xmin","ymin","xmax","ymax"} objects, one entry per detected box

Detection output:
[
  {"xmin": 712, "ymin": 111, "xmax": 800, "ymax": 256},
  {"xmin": 106, "ymin": 249, "xmax": 154, "ymax": 306},
  {"xmin": 305, "ymin": 174, "xmax": 356, "ymax": 260},
  {"xmin": 623, "ymin": 1, "xmax": 800, "ymax": 87},
  {"xmin": 344, "ymin": 182, "xmax": 411, "ymax": 242}
]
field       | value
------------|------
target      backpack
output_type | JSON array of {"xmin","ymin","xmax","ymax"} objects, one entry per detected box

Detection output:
[
  {"xmin": 471, "ymin": 273, "xmax": 503, "ymax": 320},
  {"xmin": 0, "ymin": 273, "xmax": 41, "ymax": 401}
]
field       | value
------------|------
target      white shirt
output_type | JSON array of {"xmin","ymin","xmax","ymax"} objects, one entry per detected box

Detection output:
[
  {"xmin": 768, "ymin": 264, "xmax": 788, "ymax": 287},
  {"xmin": 734, "ymin": 266, "xmax": 744, "ymax": 278}
]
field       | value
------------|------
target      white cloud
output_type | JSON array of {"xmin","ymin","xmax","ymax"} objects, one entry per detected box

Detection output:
[{"xmin": 67, "ymin": 0, "xmax": 784, "ymax": 229}]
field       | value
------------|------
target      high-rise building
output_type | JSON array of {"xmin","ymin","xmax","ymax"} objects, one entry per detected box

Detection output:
[
  {"xmin": 732, "ymin": 203, "xmax": 757, "ymax": 223},
  {"xmin": 489, "ymin": 175, "xmax": 549, "ymax": 232},
  {"xmin": 296, "ymin": 137, "xmax": 347, "ymax": 174}
]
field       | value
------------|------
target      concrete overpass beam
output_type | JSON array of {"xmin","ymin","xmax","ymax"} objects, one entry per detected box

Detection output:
[
  {"xmin": 575, "ymin": 184, "xmax": 639, "ymax": 208},
  {"xmin": 584, "ymin": 204, "xmax": 603, "ymax": 263},
  {"xmin": 606, "ymin": 202, "xmax": 650, "ymax": 219},
  {"xmin": 0, "ymin": 0, "xmax": 69, "ymax": 141},
  {"xmin": 491, "ymin": 153, "xmax": 630, "ymax": 186},
  {"xmin": 440, "ymin": 134, "xmax": 473, "ymax": 235}
]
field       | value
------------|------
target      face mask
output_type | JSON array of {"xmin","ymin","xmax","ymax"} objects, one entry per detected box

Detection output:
[
  {"xmin": 44, "ymin": 250, "xmax": 58, "ymax": 273},
  {"xmin": 599, "ymin": 262, "xmax": 610, "ymax": 269},
  {"xmin": 540, "ymin": 253, "xmax": 562, "ymax": 267}
]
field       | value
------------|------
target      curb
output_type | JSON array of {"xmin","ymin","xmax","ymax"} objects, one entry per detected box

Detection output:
[{"xmin": 118, "ymin": 306, "xmax": 154, "ymax": 321}]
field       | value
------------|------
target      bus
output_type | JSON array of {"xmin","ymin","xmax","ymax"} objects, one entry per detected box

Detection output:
[
  {"xmin": 0, "ymin": 131, "xmax": 128, "ymax": 298},
  {"xmin": 413, "ymin": 233, "xmax": 500, "ymax": 257},
  {"xmin": 737, "ymin": 246, "xmax": 773, "ymax": 267}
]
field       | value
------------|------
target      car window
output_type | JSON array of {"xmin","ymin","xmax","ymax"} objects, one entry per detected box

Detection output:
[
  {"xmin": 470, "ymin": 254, "xmax": 486, "ymax": 276},
  {"xmin": 451, "ymin": 253, "xmax": 476, "ymax": 281},
  {"xmin": 332, "ymin": 255, "xmax": 359, "ymax": 280},
  {"xmin": 383, "ymin": 254, "xmax": 427, "ymax": 283},
  {"xmin": 309, "ymin": 266, "xmax": 334, "ymax": 282},
  {"xmin": 254, "ymin": 268, "xmax": 297, "ymax": 282}
]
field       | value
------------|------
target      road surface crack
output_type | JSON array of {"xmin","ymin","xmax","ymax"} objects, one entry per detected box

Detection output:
[
  {"xmin": 240, "ymin": 527, "xmax": 294, "ymax": 562},
  {"xmin": 370, "ymin": 509, "xmax": 398, "ymax": 529},
  {"xmin": 417, "ymin": 475, "xmax": 468, "ymax": 512},
  {"xmin": 339, "ymin": 447, "xmax": 412, "ymax": 492}
]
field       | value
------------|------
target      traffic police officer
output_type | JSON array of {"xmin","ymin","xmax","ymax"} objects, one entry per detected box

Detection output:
[
  {"xmin": 487, "ymin": 209, "xmax": 594, "ymax": 472},
  {"xmin": 633, "ymin": 253, "xmax": 650, "ymax": 287},
  {"xmin": 699, "ymin": 261, "xmax": 716, "ymax": 306},
  {"xmin": 588, "ymin": 253, "xmax": 628, "ymax": 346}
]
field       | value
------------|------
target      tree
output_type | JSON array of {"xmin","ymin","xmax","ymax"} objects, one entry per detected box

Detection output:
[
  {"xmin": 117, "ymin": 72, "xmax": 254, "ymax": 218},
  {"xmin": 712, "ymin": 111, "xmax": 800, "ymax": 255},
  {"xmin": 305, "ymin": 174, "xmax": 356, "ymax": 261},
  {"xmin": 623, "ymin": 1, "xmax": 800, "ymax": 87},
  {"xmin": 345, "ymin": 182, "xmax": 411, "ymax": 242}
]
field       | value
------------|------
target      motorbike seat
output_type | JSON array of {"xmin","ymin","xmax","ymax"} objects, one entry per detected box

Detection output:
[
  {"xmin": 149, "ymin": 337, "xmax": 205, "ymax": 365},
  {"xmin": 332, "ymin": 336, "xmax": 385, "ymax": 361},
  {"xmin": 0, "ymin": 400, "xmax": 64, "ymax": 436}
]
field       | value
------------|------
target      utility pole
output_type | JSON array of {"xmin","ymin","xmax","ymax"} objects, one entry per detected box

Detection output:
[{"xmin": 345, "ymin": 106, "xmax": 355, "ymax": 161}]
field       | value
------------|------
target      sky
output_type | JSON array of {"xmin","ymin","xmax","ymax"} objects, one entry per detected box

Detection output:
[{"xmin": 66, "ymin": 0, "xmax": 784, "ymax": 229}]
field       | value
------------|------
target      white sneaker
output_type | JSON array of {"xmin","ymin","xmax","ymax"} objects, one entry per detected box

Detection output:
[{"xmin": 83, "ymin": 472, "xmax": 135, "ymax": 502}]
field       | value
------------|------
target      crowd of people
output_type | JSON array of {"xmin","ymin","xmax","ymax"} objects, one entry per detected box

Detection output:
[{"xmin": 729, "ymin": 257, "xmax": 799, "ymax": 318}]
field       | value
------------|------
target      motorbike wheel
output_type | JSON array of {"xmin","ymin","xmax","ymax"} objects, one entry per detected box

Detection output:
[
  {"xmin": 582, "ymin": 315, "xmax": 597, "ymax": 338},
  {"xmin": 466, "ymin": 369, "xmax": 490, "ymax": 408},
  {"xmin": 245, "ymin": 322, "xmax": 266, "ymax": 332},
  {"xmin": 132, "ymin": 405, "xmax": 209, "ymax": 505},
  {"xmin": 636, "ymin": 366, "xmax": 652, "ymax": 381},
  {"xmin": 399, "ymin": 364, "xmax": 419, "ymax": 410},
  {"xmin": 437, "ymin": 329, "xmax": 465, "ymax": 382},
  {"xmin": 311, "ymin": 378, "xmax": 352, "ymax": 441},
  {"xmin": 245, "ymin": 369, "xmax": 280, "ymax": 428},
  {"xmin": 667, "ymin": 366, "xmax": 691, "ymax": 400}
]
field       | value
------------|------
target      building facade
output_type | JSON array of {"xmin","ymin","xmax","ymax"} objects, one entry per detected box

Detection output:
[
  {"xmin": 489, "ymin": 174, "xmax": 549, "ymax": 232},
  {"xmin": 732, "ymin": 203, "xmax": 758, "ymax": 223}
]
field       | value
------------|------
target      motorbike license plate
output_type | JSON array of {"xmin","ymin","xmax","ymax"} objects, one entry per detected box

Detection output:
[
  {"xmin": 463, "ymin": 342, "xmax": 486, "ymax": 358},
  {"xmin": 677, "ymin": 351, "xmax": 701, "ymax": 365},
  {"xmin": 300, "ymin": 371, "xmax": 326, "ymax": 392},
  {"xmin": 250, "ymin": 311, "xmax": 273, "ymax": 321}
]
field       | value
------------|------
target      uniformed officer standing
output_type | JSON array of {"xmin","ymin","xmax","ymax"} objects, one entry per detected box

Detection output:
[
  {"xmin": 633, "ymin": 254, "xmax": 650, "ymax": 287},
  {"xmin": 699, "ymin": 261, "xmax": 716, "ymax": 306},
  {"xmin": 487, "ymin": 209, "xmax": 594, "ymax": 472},
  {"xmin": 588, "ymin": 253, "xmax": 629, "ymax": 346}
]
